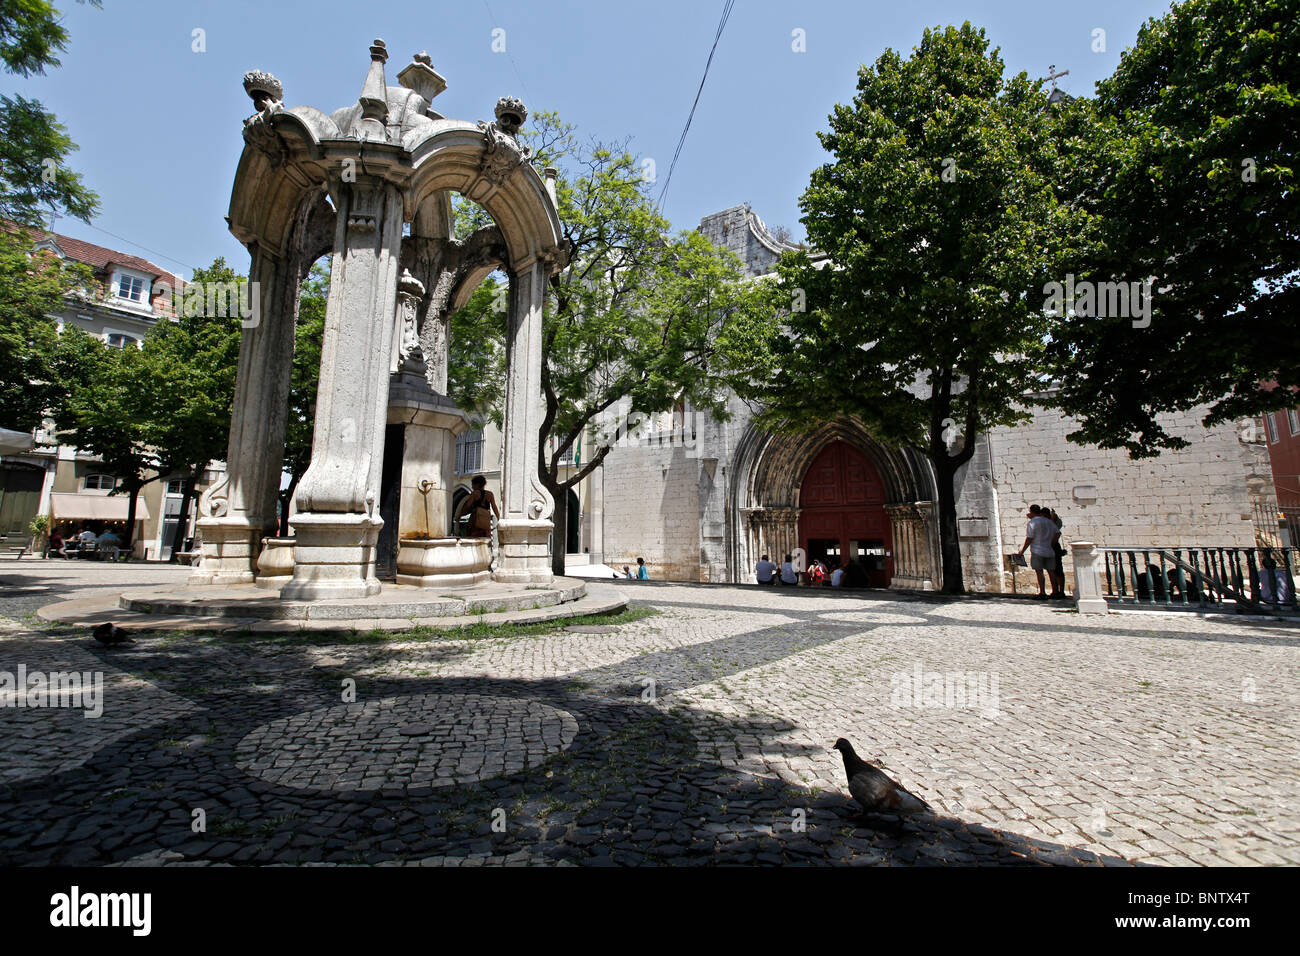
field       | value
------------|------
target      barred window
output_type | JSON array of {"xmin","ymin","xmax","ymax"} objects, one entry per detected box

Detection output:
[{"xmin": 456, "ymin": 429, "xmax": 484, "ymax": 475}]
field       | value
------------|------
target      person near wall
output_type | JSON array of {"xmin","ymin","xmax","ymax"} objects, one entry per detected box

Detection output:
[
  {"xmin": 831, "ymin": 561, "xmax": 846, "ymax": 587},
  {"xmin": 636, "ymin": 557, "xmax": 649, "ymax": 580},
  {"xmin": 1016, "ymin": 504, "xmax": 1059, "ymax": 599},
  {"xmin": 779, "ymin": 554, "xmax": 798, "ymax": 586},
  {"xmin": 755, "ymin": 554, "xmax": 778, "ymax": 586},
  {"xmin": 453, "ymin": 475, "xmax": 500, "ymax": 538},
  {"xmin": 1046, "ymin": 507, "xmax": 1068, "ymax": 599},
  {"xmin": 808, "ymin": 559, "xmax": 826, "ymax": 587},
  {"xmin": 45, "ymin": 531, "xmax": 65, "ymax": 559}
]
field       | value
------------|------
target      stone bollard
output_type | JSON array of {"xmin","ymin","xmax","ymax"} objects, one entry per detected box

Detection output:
[{"xmin": 1070, "ymin": 541, "xmax": 1109, "ymax": 614}]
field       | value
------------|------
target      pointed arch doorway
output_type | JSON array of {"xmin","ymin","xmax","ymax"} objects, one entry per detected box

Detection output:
[{"xmin": 799, "ymin": 440, "xmax": 893, "ymax": 587}]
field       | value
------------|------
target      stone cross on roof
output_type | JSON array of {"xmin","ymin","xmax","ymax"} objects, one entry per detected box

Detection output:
[{"xmin": 1046, "ymin": 64, "xmax": 1070, "ymax": 92}]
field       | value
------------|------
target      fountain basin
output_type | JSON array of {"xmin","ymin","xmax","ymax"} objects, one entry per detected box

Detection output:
[{"xmin": 396, "ymin": 536, "xmax": 491, "ymax": 588}]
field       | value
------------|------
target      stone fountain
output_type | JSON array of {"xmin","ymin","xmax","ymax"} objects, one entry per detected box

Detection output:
[{"xmin": 111, "ymin": 41, "xmax": 619, "ymax": 627}]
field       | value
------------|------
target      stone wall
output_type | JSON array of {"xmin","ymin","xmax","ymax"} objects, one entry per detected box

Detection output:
[
  {"xmin": 697, "ymin": 204, "xmax": 791, "ymax": 277},
  {"xmin": 986, "ymin": 400, "xmax": 1264, "ymax": 593},
  {"xmin": 601, "ymin": 436, "xmax": 702, "ymax": 581}
]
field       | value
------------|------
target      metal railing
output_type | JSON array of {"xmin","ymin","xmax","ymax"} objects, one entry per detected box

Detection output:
[{"xmin": 1101, "ymin": 547, "xmax": 1298, "ymax": 612}]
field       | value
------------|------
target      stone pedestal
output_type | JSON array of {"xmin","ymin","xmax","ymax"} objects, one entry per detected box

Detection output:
[
  {"xmin": 189, "ymin": 516, "xmax": 264, "ymax": 586},
  {"xmin": 396, "ymin": 537, "xmax": 490, "ymax": 588},
  {"xmin": 495, "ymin": 519, "xmax": 554, "ymax": 584},
  {"xmin": 281, "ymin": 513, "xmax": 383, "ymax": 600},
  {"xmin": 1071, "ymin": 540, "xmax": 1109, "ymax": 614}
]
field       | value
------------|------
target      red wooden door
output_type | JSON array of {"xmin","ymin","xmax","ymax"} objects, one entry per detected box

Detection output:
[{"xmin": 798, "ymin": 441, "xmax": 892, "ymax": 586}]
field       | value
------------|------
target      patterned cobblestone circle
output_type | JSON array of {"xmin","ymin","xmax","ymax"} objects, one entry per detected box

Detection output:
[{"xmin": 235, "ymin": 694, "xmax": 579, "ymax": 792}]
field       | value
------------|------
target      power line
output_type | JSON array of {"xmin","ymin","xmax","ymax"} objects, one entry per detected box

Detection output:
[
  {"xmin": 656, "ymin": 0, "xmax": 736, "ymax": 212},
  {"xmin": 70, "ymin": 221, "xmax": 199, "ymax": 276},
  {"xmin": 481, "ymin": 0, "xmax": 533, "ymax": 107}
]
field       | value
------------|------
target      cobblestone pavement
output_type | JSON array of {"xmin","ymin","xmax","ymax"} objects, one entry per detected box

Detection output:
[{"xmin": 1, "ymin": 562, "xmax": 1297, "ymax": 866}]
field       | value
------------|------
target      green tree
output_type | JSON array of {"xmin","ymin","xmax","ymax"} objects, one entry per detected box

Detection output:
[
  {"xmin": 1046, "ymin": 0, "xmax": 1300, "ymax": 456},
  {"xmin": 444, "ymin": 112, "xmax": 766, "ymax": 576},
  {"xmin": 743, "ymin": 23, "xmax": 1086, "ymax": 593},
  {"xmin": 0, "ymin": 0, "xmax": 101, "ymax": 226},
  {"xmin": 146, "ymin": 258, "xmax": 246, "ymax": 556},
  {"xmin": 48, "ymin": 325, "xmax": 160, "ymax": 552},
  {"xmin": 0, "ymin": 226, "xmax": 89, "ymax": 429}
]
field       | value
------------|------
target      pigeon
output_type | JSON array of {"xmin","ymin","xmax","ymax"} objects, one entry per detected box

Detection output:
[
  {"xmin": 92, "ymin": 622, "xmax": 132, "ymax": 647},
  {"xmin": 833, "ymin": 738, "xmax": 931, "ymax": 815}
]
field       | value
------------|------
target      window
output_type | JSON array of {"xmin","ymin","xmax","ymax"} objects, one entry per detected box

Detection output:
[
  {"xmin": 456, "ymin": 429, "xmax": 484, "ymax": 475},
  {"xmin": 106, "ymin": 332, "xmax": 139, "ymax": 349},
  {"xmin": 1289, "ymin": 408, "xmax": 1300, "ymax": 436},
  {"xmin": 116, "ymin": 274, "xmax": 144, "ymax": 302},
  {"xmin": 83, "ymin": 474, "xmax": 116, "ymax": 491},
  {"xmin": 165, "ymin": 479, "xmax": 185, "ymax": 495},
  {"xmin": 1267, "ymin": 413, "xmax": 1280, "ymax": 443}
]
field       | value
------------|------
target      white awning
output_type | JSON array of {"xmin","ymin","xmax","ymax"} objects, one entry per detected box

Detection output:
[
  {"xmin": 49, "ymin": 492, "xmax": 151, "ymax": 522},
  {"xmin": 0, "ymin": 428, "xmax": 34, "ymax": 455}
]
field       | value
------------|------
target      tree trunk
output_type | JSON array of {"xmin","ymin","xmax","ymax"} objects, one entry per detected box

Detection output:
[
  {"xmin": 932, "ymin": 455, "xmax": 965, "ymax": 593},
  {"xmin": 168, "ymin": 472, "xmax": 198, "ymax": 562},
  {"xmin": 122, "ymin": 480, "xmax": 140, "ymax": 558},
  {"xmin": 548, "ymin": 478, "xmax": 568, "ymax": 578},
  {"xmin": 278, "ymin": 473, "xmax": 302, "ymax": 537}
]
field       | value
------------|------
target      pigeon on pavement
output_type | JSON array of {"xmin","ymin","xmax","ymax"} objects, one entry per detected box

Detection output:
[
  {"xmin": 833, "ymin": 738, "xmax": 931, "ymax": 815},
  {"xmin": 92, "ymin": 622, "xmax": 132, "ymax": 646}
]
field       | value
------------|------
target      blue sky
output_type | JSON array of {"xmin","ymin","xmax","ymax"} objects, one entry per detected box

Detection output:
[{"xmin": 14, "ymin": 0, "xmax": 1174, "ymax": 279}]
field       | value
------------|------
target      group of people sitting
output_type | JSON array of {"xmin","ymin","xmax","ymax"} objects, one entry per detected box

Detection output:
[
  {"xmin": 45, "ymin": 525, "xmax": 123, "ymax": 561},
  {"xmin": 754, "ymin": 553, "xmax": 866, "ymax": 588}
]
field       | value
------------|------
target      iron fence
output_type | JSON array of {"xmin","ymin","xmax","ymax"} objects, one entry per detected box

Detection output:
[{"xmin": 1101, "ymin": 547, "xmax": 1298, "ymax": 612}]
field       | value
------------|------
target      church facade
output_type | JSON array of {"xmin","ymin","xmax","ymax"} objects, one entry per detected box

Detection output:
[{"xmin": 590, "ymin": 204, "xmax": 1279, "ymax": 590}]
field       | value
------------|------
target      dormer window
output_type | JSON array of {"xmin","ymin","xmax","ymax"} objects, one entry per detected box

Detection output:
[{"xmin": 117, "ymin": 274, "xmax": 145, "ymax": 301}]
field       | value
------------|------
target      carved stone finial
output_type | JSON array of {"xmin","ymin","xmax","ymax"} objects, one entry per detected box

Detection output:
[
  {"xmin": 494, "ymin": 96, "xmax": 527, "ymax": 135},
  {"xmin": 398, "ymin": 268, "xmax": 425, "ymax": 298},
  {"xmin": 398, "ymin": 51, "xmax": 447, "ymax": 103},
  {"xmin": 370, "ymin": 38, "xmax": 389, "ymax": 62},
  {"xmin": 243, "ymin": 70, "xmax": 283, "ymax": 112}
]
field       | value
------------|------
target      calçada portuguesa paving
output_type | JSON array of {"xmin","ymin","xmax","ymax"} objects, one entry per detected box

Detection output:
[{"xmin": 0, "ymin": 562, "xmax": 1296, "ymax": 867}]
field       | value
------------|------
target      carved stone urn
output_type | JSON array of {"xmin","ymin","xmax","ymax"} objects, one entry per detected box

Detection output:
[
  {"xmin": 254, "ymin": 537, "xmax": 296, "ymax": 590},
  {"xmin": 396, "ymin": 537, "xmax": 491, "ymax": 588}
]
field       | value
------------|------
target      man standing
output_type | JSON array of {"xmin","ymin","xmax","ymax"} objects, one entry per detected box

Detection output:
[
  {"xmin": 755, "ymin": 554, "xmax": 777, "ymax": 585},
  {"xmin": 831, "ymin": 561, "xmax": 846, "ymax": 587},
  {"xmin": 1017, "ymin": 505, "xmax": 1059, "ymax": 599}
]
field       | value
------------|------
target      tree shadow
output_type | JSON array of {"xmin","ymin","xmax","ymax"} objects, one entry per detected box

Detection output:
[{"xmin": 0, "ymin": 628, "xmax": 1128, "ymax": 867}]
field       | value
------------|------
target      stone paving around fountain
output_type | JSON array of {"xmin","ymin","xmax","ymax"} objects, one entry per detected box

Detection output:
[{"xmin": 1, "ymin": 561, "xmax": 1297, "ymax": 866}]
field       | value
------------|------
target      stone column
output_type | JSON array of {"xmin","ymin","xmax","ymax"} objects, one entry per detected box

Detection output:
[
  {"xmin": 885, "ymin": 502, "xmax": 939, "ymax": 591},
  {"xmin": 1071, "ymin": 541, "xmax": 1109, "ymax": 614},
  {"xmin": 493, "ymin": 256, "xmax": 554, "ymax": 584},
  {"xmin": 281, "ymin": 175, "xmax": 404, "ymax": 600},
  {"xmin": 191, "ymin": 247, "xmax": 297, "ymax": 585}
]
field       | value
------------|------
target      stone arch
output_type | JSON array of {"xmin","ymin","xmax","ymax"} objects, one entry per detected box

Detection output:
[{"xmin": 729, "ymin": 419, "xmax": 942, "ymax": 589}]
